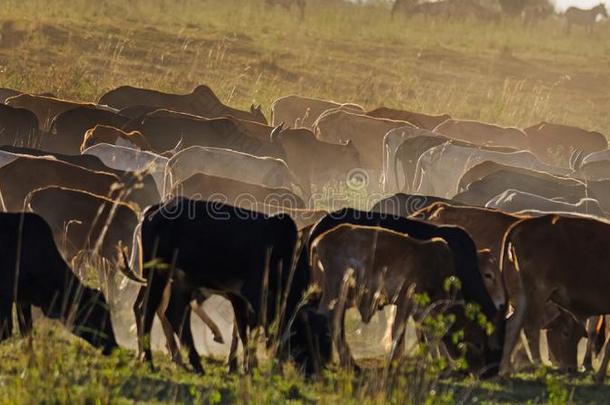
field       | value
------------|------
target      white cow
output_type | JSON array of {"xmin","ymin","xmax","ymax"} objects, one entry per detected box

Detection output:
[
  {"xmin": 486, "ymin": 189, "xmax": 605, "ymax": 218},
  {"xmin": 382, "ymin": 126, "xmax": 437, "ymax": 193},
  {"xmin": 413, "ymin": 141, "xmax": 570, "ymax": 198},
  {"xmin": 82, "ymin": 143, "xmax": 168, "ymax": 195},
  {"xmin": 271, "ymin": 94, "xmax": 364, "ymax": 128},
  {"xmin": 164, "ymin": 146, "xmax": 302, "ymax": 198}
]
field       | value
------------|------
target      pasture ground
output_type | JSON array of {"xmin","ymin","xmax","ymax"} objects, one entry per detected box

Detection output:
[{"xmin": 0, "ymin": 0, "xmax": 609, "ymax": 403}]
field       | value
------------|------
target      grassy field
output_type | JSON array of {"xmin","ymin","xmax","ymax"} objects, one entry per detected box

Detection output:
[{"xmin": 1, "ymin": 0, "xmax": 610, "ymax": 403}]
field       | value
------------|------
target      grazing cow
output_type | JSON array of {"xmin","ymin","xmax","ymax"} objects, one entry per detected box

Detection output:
[
  {"xmin": 5, "ymin": 94, "xmax": 115, "ymax": 131},
  {"xmin": 314, "ymin": 110, "xmax": 415, "ymax": 183},
  {"xmin": 413, "ymin": 202, "xmax": 587, "ymax": 370},
  {"xmin": 271, "ymin": 94, "xmax": 364, "ymax": 129},
  {"xmin": 394, "ymin": 0, "xmax": 499, "ymax": 20},
  {"xmin": 171, "ymin": 173, "xmax": 306, "ymax": 209},
  {"xmin": 0, "ymin": 145, "xmax": 161, "ymax": 209},
  {"xmin": 48, "ymin": 107, "xmax": 129, "ymax": 154},
  {"xmin": 99, "ymin": 85, "xmax": 267, "ymax": 124},
  {"xmin": 382, "ymin": 127, "xmax": 439, "ymax": 192},
  {"xmin": 123, "ymin": 115, "xmax": 284, "ymax": 158},
  {"xmin": 457, "ymin": 160, "xmax": 581, "ymax": 194},
  {"xmin": 0, "ymin": 87, "xmax": 22, "ymax": 103},
  {"xmin": 311, "ymin": 224, "xmax": 456, "ymax": 367},
  {"xmin": 524, "ymin": 122, "xmax": 607, "ymax": 166},
  {"xmin": 269, "ymin": 126, "xmax": 361, "ymax": 193},
  {"xmin": 498, "ymin": 214, "xmax": 610, "ymax": 382},
  {"xmin": 266, "ymin": 0, "xmax": 306, "ymax": 19},
  {"xmin": 298, "ymin": 207, "xmax": 506, "ymax": 376},
  {"xmin": 82, "ymin": 143, "xmax": 167, "ymax": 196},
  {"xmin": 367, "ymin": 107, "xmax": 450, "ymax": 130},
  {"xmin": 487, "ymin": 189, "xmax": 605, "ymax": 218},
  {"xmin": 573, "ymin": 149, "xmax": 610, "ymax": 181},
  {"xmin": 371, "ymin": 193, "xmax": 459, "ymax": 218},
  {"xmin": 413, "ymin": 142, "xmax": 569, "ymax": 198},
  {"xmin": 0, "ymin": 157, "xmax": 121, "ymax": 212},
  {"xmin": 522, "ymin": 3, "xmax": 554, "ymax": 27},
  {"xmin": 122, "ymin": 198, "xmax": 331, "ymax": 375},
  {"xmin": 164, "ymin": 146, "xmax": 300, "ymax": 198},
  {"xmin": 565, "ymin": 3, "xmax": 608, "ymax": 33},
  {"xmin": 0, "ymin": 104, "xmax": 40, "ymax": 147},
  {"xmin": 81, "ymin": 125, "xmax": 152, "ymax": 152},
  {"xmin": 0, "ymin": 212, "xmax": 118, "ymax": 354},
  {"xmin": 434, "ymin": 119, "xmax": 530, "ymax": 150}
]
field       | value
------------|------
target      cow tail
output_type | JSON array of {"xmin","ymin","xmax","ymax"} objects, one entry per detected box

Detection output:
[{"xmin": 499, "ymin": 218, "xmax": 527, "ymax": 306}]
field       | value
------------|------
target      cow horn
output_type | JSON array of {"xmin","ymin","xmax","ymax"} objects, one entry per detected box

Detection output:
[
  {"xmin": 270, "ymin": 123, "xmax": 284, "ymax": 143},
  {"xmin": 117, "ymin": 247, "xmax": 147, "ymax": 284}
]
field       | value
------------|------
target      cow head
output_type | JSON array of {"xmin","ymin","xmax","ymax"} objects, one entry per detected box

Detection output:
[
  {"xmin": 477, "ymin": 249, "xmax": 507, "ymax": 310},
  {"xmin": 71, "ymin": 286, "xmax": 119, "ymax": 355},
  {"xmin": 250, "ymin": 104, "xmax": 268, "ymax": 124},
  {"xmin": 544, "ymin": 309, "xmax": 587, "ymax": 371}
]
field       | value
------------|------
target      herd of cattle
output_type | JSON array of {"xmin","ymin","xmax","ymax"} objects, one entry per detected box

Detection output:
[{"xmin": 1, "ymin": 84, "xmax": 610, "ymax": 382}]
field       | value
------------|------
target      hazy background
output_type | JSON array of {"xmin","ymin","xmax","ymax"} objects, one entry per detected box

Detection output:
[{"xmin": 554, "ymin": 0, "xmax": 609, "ymax": 11}]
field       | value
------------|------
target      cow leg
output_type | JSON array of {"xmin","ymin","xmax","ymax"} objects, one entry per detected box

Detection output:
[
  {"xmin": 158, "ymin": 308, "xmax": 182, "ymax": 367},
  {"xmin": 329, "ymin": 305, "xmax": 355, "ymax": 369},
  {"xmin": 176, "ymin": 307, "xmax": 204, "ymax": 375},
  {"xmin": 499, "ymin": 291, "xmax": 527, "ymax": 376},
  {"xmin": 228, "ymin": 321, "xmax": 239, "ymax": 373},
  {"xmin": 16, "ymin": 302, "xmax": 33, "ymax": 337},
  {"xmin": 583, "ymin": 316, "xmax": 600, "ymax": 372},
  {"xmin": 596, "ymin": 335, "xmax": 610, "ymax": 384},
  {"xmin": 137, "ymin": 272, "xmax": 169, "ymax": 369},
  {"xmin": 192, "ymin": 302, "xmax": 224, "ymax": 344},
  {"xmin": 523, "ymin": 326, "xmax": 542, "ymax": 366},
  {"xmin": 232, "ymin": 297, "xmax": 253, "ymax": 373},
  {"xmin": 133, "ymin": 286, "xmax": 147, "ymax": 359},
  {"xmin": 389, "ymin": 299, "xmax": 413, "ymax": 365},
  {"xmin": 0, "ymin": 298, "xmax": 13, "ymax": 341}
]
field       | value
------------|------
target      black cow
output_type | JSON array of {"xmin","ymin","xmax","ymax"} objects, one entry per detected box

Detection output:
[
  {"xmin": 0, "ymin": 104, "xmax": 40, "ymax": 147},
  {"xmin": 122, "ymin": 115, "xmax": 284, "ymax": 158},
  {"xmin": 297, "ymin": 207, "xmax": 506, "ymax": 377},
  {"xmin": 0, "ymin": 212, "xmax": 118, "ymax": 353},
  {"xmin": 48, "ymin": 107, "xmax": 130, "ymax": 154},
  {"xmin": 122, "ymin": 198, "xmax": 330, "ymax": 375},
  {"xmin": 371, "ymin": 193, "xmax": 460, "ymax": 218}
]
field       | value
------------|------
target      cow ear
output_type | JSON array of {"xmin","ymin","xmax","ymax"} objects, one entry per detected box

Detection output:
[{"xmin": 251, "ymin": 104, "xmax": 262, "ymax": 113}]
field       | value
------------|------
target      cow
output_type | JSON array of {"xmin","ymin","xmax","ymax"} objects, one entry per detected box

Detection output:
[
  {"xmin": 413, "ymin": 141, "xmax": 570, "ymax": 198},
  {"xmin": 164, "ymin": 146, "xmax": 300, "ymax": 198},
  {"xmin": 524, "ymin": 121, "xmax": 608, "ymax": 166},
  {"xmin": 122, "ymin": 115, "xmax": 284, "ymax": 158},
  {"xmin": 81, "ymin": 125, "xmax": 152, "ymax": 152},
  {"xmin": 310, "ymin": 224, "xmax": 457, "ymax": 367},
  {"xmin": 412, "ymin": 202, "xmax": 588, "ymax": 370},
  {"xmin": 48, "ymin": 107, "xmax": 130, "ymax": 154},
  {"xmin": 0, "ymin": 87, "xmax": 22, "ymax": 103},
  {"xmin": 82, "ymin": 143, "xmax": 167, "ymax": 196},
  {"xmin": 371, "ymin": 193, "xmax": 459, "ymax": 218},
  {"xmin": 5, "ymin": 94, "xmax": 115, "ymax": 131},
  {"xmin": 98, "ymin": 85, "xmax": 267, "ymax": 124},
  {"xmin": 457, "ymin": 160, "xmax": 581, "ymax": 194},
  {"xmin": 313, "ymin": 109, "xmax": 415, "ymax": 185},
  {"xmin": 573, "ymin": 149, "xmax": 610, "ymax": 181},
  {"xmin": 497, "ymin": 214, "xmax": 610, "ymax": 382},
  {"xmin": 0, "ymin": 104, "xmax": 40, "ymax": 147},
  {"xmin": 367, "ymin": 107, "xmax": 450, "ymax": 130},
  {"xmin": 433, "ymin": 119, "xmax": 530, "ymax": 151},
  {"xmin": 249, "ymin": 203, "xmax": 327, "ymax": 230},
  {"xmin": 487, "ymin": 189, "xmax": 606, "ymax": 218},
  {"xmin": 0, "ymin": 145, "xmax": 161, "ymax": 208},
  {"xmin": 171, "ymin": 173, "xmax": 306, "ymax": 209},
  {"xmin": 269, "ymin": 126, "xmax": 361, "ymax": 193},
  {"xmin": 565, "ymin": 3, "xmax": 608, "ymax": 34},
  {"xmin": 270, "ymin": 94, "xmax": 364, "ymax": 129},
  {"xmin": 0, "ymin": 212, "xmax": 118, "ymax": 354},
  {"xmin": 297, "ymin": 207, "xmax": 506, "ymax": 376},
  {"xmin": 120, "ymin": 198, "xmax": 331, "ymax": 375}
]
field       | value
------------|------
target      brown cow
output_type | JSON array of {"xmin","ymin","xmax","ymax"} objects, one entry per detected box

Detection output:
[
  {"xmin": 524, "ymin": 122, "xmax": 608, "ymax": 166},
  {"xmin": 0, "ymin": 104, "xmax": 40, "ymax": 147},
  {"xmin": 434, "ymin": 119, "xmax": 530, "ymax": 150},
  {"xmin": 81, "ymin": 125, "xmax": 152, "ymax": 152},
  {"xmin": 98, "ymin": 85, "xmax": 267, "ymax": 124},
  {"xmin": 171, "ymin": 172, "xmax": 306, "ymax": 209},
  {"xmin": 310, "ymin": 224, "xmax": 455, "ymax": 367},
  {"xmin": 271, "ymin": 94, "xmax": 364, "ymax": 128},
  {"xmin": 366, "ymin": 106, "xmax": 450, "ymax": 130},
  {"xmin": 498, "ymin": 215, "xmax": 610, "ymax": 382},
  {"xmin": 5, "ymin": 94, "xmax": 112, "ymax": 131},
  {"xmin": 414, "ymin": 202, "xmax": 587, "ymax": 370},
  {"xmin": 0, "ymin": 157, "xmax": 122, "ymax": 212}
]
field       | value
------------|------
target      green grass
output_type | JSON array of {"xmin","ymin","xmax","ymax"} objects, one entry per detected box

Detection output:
[{"xmin": 1, "ymin": 0, "xmax": 610, "ymax": 402}]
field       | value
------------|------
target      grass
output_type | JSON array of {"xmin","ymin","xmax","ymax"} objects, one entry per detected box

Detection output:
[{"xmin": 1, "ymin": 0, "xmax": 610, "ymax": 403}]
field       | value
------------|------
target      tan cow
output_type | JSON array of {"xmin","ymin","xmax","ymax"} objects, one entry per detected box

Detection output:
[
  {"xmin": 271, "ymin": 95, "xmax": 364, "ymax": 128},
  {"xmin": 5, "ymin": 94, "xmax": 112, "ymax": 131},
  {"xmin": 434, "ymin": 119, "xmax": 530, "ymax": 150},
  {"xmin": 366, "ymin": 106, "xmax": 450, "ymax": 130},
  {"xmin": 81, "ymin": 125, "xmax": 152, "ymax": 152}
]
